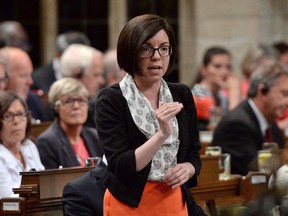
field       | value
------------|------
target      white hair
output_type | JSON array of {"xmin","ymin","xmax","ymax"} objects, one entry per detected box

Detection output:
[{"xmin": 60, "ymin": 44, "xmax": 102, "ymax": 78}]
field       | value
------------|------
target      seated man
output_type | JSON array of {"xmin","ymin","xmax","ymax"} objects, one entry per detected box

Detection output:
[
  {"xmin": 0, "ymin": 47, "xmax": 46, "ymax": 122},
  {"xmin": 32, "ymin": 31, "xmax": 91, "ymax": 93},
  {"xmin": 60, "ymin": 44, "xmax": 105, "ymax": 128},
  {"xmin": 62, "ymin": 160, "xmax": 107, "ymax": 216},
  {"xmin": 212, "ymin": 61, "xmax": 288, "ymax": 175}
]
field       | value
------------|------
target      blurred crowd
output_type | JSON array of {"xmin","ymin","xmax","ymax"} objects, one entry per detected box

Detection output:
[{"xmin": 1, "ymin": 18, "xmax": 288, "ymax": 216}]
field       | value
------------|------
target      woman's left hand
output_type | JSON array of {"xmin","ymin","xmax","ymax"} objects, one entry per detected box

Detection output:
[{"xmin": 163, "ymin": 162, "xmax": 195, "ymax": 189}]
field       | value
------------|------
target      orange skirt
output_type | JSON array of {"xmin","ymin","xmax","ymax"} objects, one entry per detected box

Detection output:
[{"xmin": 104, "ymin": 181, "xmax": 188, "ymax": 216}]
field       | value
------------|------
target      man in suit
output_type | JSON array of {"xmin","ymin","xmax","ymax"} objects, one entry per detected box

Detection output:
[
  {"xmin": 0, "ymin": 47, "xmax": 45, "ymax": 122},
  {"xmin": 212, "ymin": 61, "xmax": 288, "ymax": 176},
  {"xmin": 63, "ymin": 160, "xmax": 107, "ymax": 216},
  {"xmin": 32, "ymin": 31, "xmax": 91, "ymax": 93}
]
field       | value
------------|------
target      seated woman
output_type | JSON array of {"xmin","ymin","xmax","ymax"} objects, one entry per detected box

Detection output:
[
  {"xmin": 191, "ymin": 46, "xmax": 241, "ymax": 130},
  {"xmin": 36, "ymin": 78, "xmax": 103, "ymax": 169},
  {"xmin": 0, "ymin": 91, "xmax": 44, "ymax": 198}
]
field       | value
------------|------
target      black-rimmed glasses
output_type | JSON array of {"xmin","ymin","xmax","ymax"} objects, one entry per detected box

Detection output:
[
  {"xmin": 139, "ymin": 46, "xmax": 172, "ymax": 58},
  {"xmin": 2, "ymin": 111, "xmax": 30, "ymax": 122}
]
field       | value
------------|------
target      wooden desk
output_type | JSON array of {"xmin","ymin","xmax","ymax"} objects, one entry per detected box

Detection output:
[
  {"xmin": 192, "ymin": 155, "xmax": 242, "ymax": 213},
  {"xmin": 191, "ymin": 176, "xmax": 241, "ymax": 201},
  {"xmin": 198, "ymin": 155, "xmax": 220, "ymax": 184},
  {"xmin": 192, "ymin": 155, "xmax": 269, "ymax": 216},
  {"xmin": 1, "ymin": 166, "xmax": 93, "ymax": 216}
]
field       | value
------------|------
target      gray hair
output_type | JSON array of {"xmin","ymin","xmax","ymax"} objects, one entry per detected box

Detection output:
[
  {"xmin": 48, "ymin": 77, "xmax": 89, "ymax": 107},
  {"xmin": 103, "ymin": 49, "xmax": 120, "ymax": 78},
  {"xmin": 60, "ymin": 44, "xmax": 102, "ymax": 78},
  {"xmin": 0, "ymin": 21, "xmax": 30, "ymax": 52},
  {"xmin": 248, "ymin": 61, "xmax": 288, "ymax": 98},
  {"xmin": 55, "ymin": 31, "xmax": 91, "ymax": 54},
  {"xmin": 241, "ymin": 44, "xmax": 278, "ymax": 79}
]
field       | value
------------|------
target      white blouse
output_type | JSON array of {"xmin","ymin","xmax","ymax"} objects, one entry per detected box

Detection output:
[{"xmin": 0, "ymin": 139, "xmax": 44, "ymax": 198}]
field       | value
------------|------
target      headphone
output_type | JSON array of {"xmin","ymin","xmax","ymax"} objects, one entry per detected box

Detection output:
[
  {"xmin": 261, "ymin": 82, "xmax": 269, "ymax": 94},
  {"xmin": 74, "ymin": 68, "xmax": 85, "ymax": 79}
]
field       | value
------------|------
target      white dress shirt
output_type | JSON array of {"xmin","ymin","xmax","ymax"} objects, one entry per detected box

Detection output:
[
  {"xmin": 248, "ymin": 99, "xmax": 269, "ymax": 136},
  {"xmin": 0, "ymin": 139, "xmax": 44, "ymax": 198}
]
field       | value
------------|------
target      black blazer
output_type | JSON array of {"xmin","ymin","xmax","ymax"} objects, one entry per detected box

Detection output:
[
  {"xmin": 32, "ymin": 62, "xmax": 57, "ymax": 93},
  {"xmin": 63, "ymin": 161, "xmax": 107, "ymax": 216},
  {"xmin": 36, "ymin": 123, "xmax": 103, "ymax": 169},
  {"xmin": 26, "ymin": 90, "xmax": 46, "ymax": 121},
  {"xmin": 212, "ymin": 100, "xmax": 284, "ymax": 176},
  {"xmin": 95, "ymin": 83, "xmax": 203, "ymax": 214}
]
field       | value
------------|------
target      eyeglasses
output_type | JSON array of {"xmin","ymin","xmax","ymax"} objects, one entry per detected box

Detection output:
[
  {"xmin": 55, "ymin": 97, "xmax": 88, "ymax": 107},
  {"xmin": 139, "ymin": 46, "xmax": 172, "ymax": 58},
  {"xmin": 2, "ymin": 111, "xmax": 30, "ymax": 122}
]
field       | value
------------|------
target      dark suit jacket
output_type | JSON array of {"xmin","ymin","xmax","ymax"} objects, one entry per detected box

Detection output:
[
  {"xmin": 62, "ymin": 161, "xmax": 107, "ymax": 216},
  {"xmin": 36, "ymin": 123, "xmax": 103, "ymax": 169},
  {"xmin": 26, "ymin": 90, "xmax": 46, "ymax": 121},
  {"xmin": 32, "ymin": 62, "xmax": 57, "ymax": 93},
  {"xmin": 212, "ymin": 100, "xmax": 284, "ymax": 176},
  {"xmin": 95, "ymin": 83, "xmax": 204, "ymax": 215}
]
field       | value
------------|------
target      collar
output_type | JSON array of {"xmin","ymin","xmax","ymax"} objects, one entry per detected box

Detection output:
[
  {"xmin": 52, "ymin": 58, "xmax": 62, "ymax": 80},
  {"xmin": 248, "ymin": 99, "xmax": 269, "ymax": 136}
]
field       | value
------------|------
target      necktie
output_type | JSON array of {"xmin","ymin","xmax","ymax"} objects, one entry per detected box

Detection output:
[{"xmin": 265, "ymin": 126, "xmax": 273, "ymax": 142}]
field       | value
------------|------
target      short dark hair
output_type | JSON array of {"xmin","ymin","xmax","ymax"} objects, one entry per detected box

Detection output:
[
  {"xmin": 117, "ymin": 14, "xmax": 176, "ymax": 77},
  {"xmin": 0, "ymin": 91, "xmax": 31, "ymax": 142},
  {"xmin": 273, "ymin": 41, "xmax": 288, "ymax": 55}
]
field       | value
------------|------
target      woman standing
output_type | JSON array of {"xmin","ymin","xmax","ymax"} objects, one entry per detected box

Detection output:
[
  {"xmin": 0, "ymin": 91, "xmax": 44, "ymax": 197},
  {"xmin": 95, "ymin": 14, "xmax": 204, "ymax": 215}
]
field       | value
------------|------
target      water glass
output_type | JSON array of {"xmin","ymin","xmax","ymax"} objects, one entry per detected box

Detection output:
[
  {"xmin": 219, "ymin": 153, "xmax": 231, "ymax": 180},
  {"xmin": 258, "ymin": 150, "xmax": 272, "ymax": 174},
  {"xmin": 84, "ymin": 157, "xmax": 102, "ymax": 167}
]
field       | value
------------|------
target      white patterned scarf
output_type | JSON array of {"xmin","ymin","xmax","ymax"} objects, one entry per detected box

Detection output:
[{"xmin": 120, "ymin": 74, "xmax": 179, "ymax": 181}]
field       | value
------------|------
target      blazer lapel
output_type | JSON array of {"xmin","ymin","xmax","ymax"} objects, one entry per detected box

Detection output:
[
  {"xmin": 243, "ymin": 100, "xmax": 266, "ymax": 149},
  {"xmin": 55, "ymin": 124, "xmax": 80, "ymax": 166}
]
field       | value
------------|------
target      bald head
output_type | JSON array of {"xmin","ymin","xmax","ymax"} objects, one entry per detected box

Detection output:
[{"xmin": 0, "ymin": 47, "xmax": 33, "ymax": 99}]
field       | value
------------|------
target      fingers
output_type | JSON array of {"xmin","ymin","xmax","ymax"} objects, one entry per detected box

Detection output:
[
  {"xmin": 163, "ymin": 163, "xmax": 193, "ymax": 189},
  {"xmin": 155, "ymin": 102, "xmax": 183, "ymax": 118}
]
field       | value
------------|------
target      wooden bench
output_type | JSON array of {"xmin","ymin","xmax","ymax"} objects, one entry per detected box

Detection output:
[
  {"xmin": 192, "ymin": 155, "xmax": 269, "ymax": 215},
  {"xmin": 240, "ymin": 171, "xmax": 269, "ymax": 204},
  {"xmin": 29, "ymin": 121, "xmax": 53, "ymax": 141},
  {"xmin": 192, "ymin": 155, "xmax": 242, "ymax": 201},
  {"xmin": 0, "ymin": 166, "xmax": 93, "ymax": 216}
]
